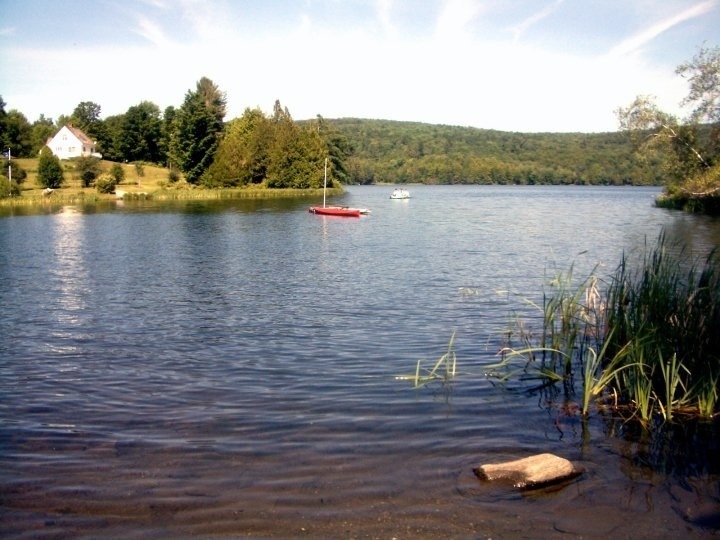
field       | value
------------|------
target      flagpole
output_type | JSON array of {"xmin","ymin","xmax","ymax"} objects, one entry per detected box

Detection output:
[{"xmin": 7, "ymin": 147, "xmax": 11, "ymax": 185}]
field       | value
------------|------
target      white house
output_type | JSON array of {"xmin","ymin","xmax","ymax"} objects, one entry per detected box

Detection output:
[{"xmin": 46, "ymin": 125, "xmax": 102, "ymax": 159}]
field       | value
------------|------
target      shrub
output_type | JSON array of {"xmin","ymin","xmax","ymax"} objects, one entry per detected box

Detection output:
[
  {"xmin": 95, "ymin": 173, "xmax": 117, "ymax": 194},
  {"xmin": 0, "ymin": 179, "xmax": 21, "ymax": 198},
  {"xmin": 74, "ymin": 155, "xmax": 102, "ymax": 187},
  {"xmin": 2, "ymin": 160, "xmax": 27, "ymax": 184},
  {"xmin": 110, "ymin": 163, "xmax": 125, "ymax": 184}
]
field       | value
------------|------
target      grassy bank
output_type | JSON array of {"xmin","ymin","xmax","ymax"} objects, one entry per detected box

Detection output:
[{"xmin": 0, "ymin": 158, "xmax": 340, "ymax": 207}]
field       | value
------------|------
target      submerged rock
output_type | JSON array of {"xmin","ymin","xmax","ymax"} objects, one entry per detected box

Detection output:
[{"xmin": 474, "ymin": 453, "xmax": 580, "ymax": 489}]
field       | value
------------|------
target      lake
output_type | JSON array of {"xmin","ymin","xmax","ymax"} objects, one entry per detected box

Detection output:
[{"xmin": 1, "ymin": 185, "xmax": 720, "ymax": 538}]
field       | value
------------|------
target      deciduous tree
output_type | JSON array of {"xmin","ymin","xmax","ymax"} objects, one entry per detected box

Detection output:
[
  {"xmin": 100, "ymin": 114, "xmax": 125, "ymax": 162},
  {"xmin": 118, "ymin": 101, "xmax": 163, "ymax": 164},
  {"xmin": 72, "ymin": 101, "xmax": 102, "ymax": 132},
  {"xmin": 2, "ymin": 109, "xmax": 33, "ymax": 157},
  {"xmin": 617, "ymin": 46, "xmax": 720, "ymax": 208},
  {"xmin": 677, "ymin": 46, "xmax": 720, "ymax": 125},
  {"xmin": 31, "ymin": 115, "xmax": 56, "ymax": 156},
  {"xmin": 71, "ymin": 101, "xmax": 109, "ymax": 156}
]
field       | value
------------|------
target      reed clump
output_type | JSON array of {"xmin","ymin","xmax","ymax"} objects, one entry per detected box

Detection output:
[
  {"xmin": 488, "ymin": 232, "xmax": 720, "ymax": 425},
  {"xmin": 397, "ymin": 331, "xmax": 457, "ymax": 388}
]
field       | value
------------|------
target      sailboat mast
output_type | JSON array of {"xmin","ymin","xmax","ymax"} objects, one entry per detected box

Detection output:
[{"xmin": 323, "ymin": 157, "xmax": 327, "ymax": 208}]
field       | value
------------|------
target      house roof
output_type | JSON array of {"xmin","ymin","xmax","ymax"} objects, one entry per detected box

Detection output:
[
  {"xmin": 47, "ymin": 124, "xmax": 95, "ymax": 145},
  {"xmin": 65, "ymin": 125, "xmax": 94, "ymax": 145}
]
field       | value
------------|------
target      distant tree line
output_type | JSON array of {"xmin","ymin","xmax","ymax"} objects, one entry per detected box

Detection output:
[
  {"xmin": 318, "ymin": 119, "xmax": 665, "ymax": 186},
  {"xmin": 0, "ymin": 77, "xmax": 348, "ymax": 190},
  {"xmin": 2, "ymin": 45, "xmax": 717, "ymax": 194}
]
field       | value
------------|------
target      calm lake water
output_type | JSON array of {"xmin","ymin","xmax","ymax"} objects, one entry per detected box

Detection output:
[{"xmin": 2, "ymin": 185, "xmax": 720, "ymax": 538}]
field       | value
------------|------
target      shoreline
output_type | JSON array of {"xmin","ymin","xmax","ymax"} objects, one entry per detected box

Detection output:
[{"xmin": 0, "ymin": 185, "xmax": 344, "ymax": 208}]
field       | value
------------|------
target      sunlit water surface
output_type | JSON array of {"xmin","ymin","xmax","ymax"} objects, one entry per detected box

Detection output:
[{"xmin": 2, "ymin": 185, "xmax": 720, "ymax": 538}]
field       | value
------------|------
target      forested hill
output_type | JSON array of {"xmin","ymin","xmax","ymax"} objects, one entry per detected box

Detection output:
[{"xmin": 320, "ymin": 118, "xmax": 663, "ymax": 186}]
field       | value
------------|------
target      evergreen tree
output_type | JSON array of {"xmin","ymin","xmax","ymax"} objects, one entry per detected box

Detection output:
[
  {"xmin": 0, "ymin": 96, "xmax": 8, "ymax": 152},
  {"xmin": 265, "ymin": 101, "xmax": 326, "ymax": 189},
  {"xmin": 316, "ymin": 115, "xmax": 353, "ymax": 184},
  {"xmin": 168, "ymin": 77, "xmax": 226, "ymax": 184},
  {"xmin": 197, "ymin": 76, "xmax": 227, "ymax": 121},
  {"xmin": 201, "ymin": 108, "xmax": 270, "ymax": 187},
  {"xmin": 37, "ymin": 147, "xmax": 64, "ymax": 189},
  {"xmin": 161, "ymin": 106, "xmax": 177, "ymax": 169}
]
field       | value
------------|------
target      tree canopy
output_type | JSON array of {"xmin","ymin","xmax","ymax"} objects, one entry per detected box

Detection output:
[
  {"xmin": 617, "ymin": 45, "xmax": 720, "ymax": 211},
  {"xmin": 201, "ymin": 101, "xmax": 334, "ymax": 189},
  {"xmin": 316, "ymin": 118, "xmax": 662, "ymax": 186},
  {"xmin": 168, "ymin": 77, "xmax": 226, "ymax": 184},
  {"xmin": 117, "ymin": 101, "xmax": 163, "ymax": 164}
]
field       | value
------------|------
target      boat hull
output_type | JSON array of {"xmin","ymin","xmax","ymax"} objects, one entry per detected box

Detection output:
[{"xmin": 309, "ymin": 206, "xmax": 361, "ymax": 217}]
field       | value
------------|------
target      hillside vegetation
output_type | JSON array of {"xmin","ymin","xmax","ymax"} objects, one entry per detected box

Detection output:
[
  {"xmin": 0, "ymin": 158, "xmax": 333, "ymax": 206},
  {"xmin": 322, "ymin": 119, "xmax": 664, "ymax": 186}
]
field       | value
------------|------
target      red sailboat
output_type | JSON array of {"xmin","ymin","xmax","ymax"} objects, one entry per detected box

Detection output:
[{"xmin": 309, "ymin": 158, "xmax": 364, "ymax": 217}]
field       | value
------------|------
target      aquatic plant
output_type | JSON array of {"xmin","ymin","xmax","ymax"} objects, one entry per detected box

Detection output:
[
  {"xmin": 603, "ymin": 232, "xmax": 720, "ymax": 421},
  {"xmin": 487, "ymin": 267, "xmax": 604, "ymax": 400},
  {"xmin": 397, "ymin": 331, "xmax": 457, "ymax": 388},
  {"xmin": 488, "ymin": 231, "xmax": 720, "ymax": 425}
]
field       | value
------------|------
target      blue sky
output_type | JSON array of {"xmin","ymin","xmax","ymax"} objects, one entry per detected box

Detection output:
[{"xmin": 0, "ymin": 0, "xmax": 717, "ymax": 132}]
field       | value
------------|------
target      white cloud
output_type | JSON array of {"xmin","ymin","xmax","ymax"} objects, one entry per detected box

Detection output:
[
  {"xmin": 511, "ymin": 0, "xmax": 564, "ymax": 42},
  {"xmin": 1, "ymin": 0, "xmax": 715, "ymax": 132},
  {"xmin": 139, "ymin": 0, "xmax": 168, "ymax": 8},
  {"xmin": 376, "ymin": 0, "xmax": 396, "ymax": 37},
  {"xmin": 134, "ymin": 16, "xmax": 173, "ymax": 47},
  {"xmin": 608, "ymin": 0, "xmax": 717, "ymax": 58},
  {"xmin": 435, "ymin": 0, "xmax": 483, "ymax": 40}
]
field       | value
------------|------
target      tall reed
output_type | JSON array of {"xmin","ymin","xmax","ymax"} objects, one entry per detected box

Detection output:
[
  {"xmin": 603, "ymin": 232, "xmax": 720, "ymax": 421},
  {"xmin": 488, "ymin": 231, "xmax": 720, "ymax": 425}
]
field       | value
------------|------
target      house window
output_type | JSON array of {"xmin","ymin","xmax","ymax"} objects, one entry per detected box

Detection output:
[{"xmin": 68, "ymin": 147, "xmax": 75, "ymax": 153}]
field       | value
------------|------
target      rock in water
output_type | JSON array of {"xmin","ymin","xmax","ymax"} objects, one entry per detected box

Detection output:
[{"xmin": 474, "ymin": 453, "xmax": 579, "ymax": 489}]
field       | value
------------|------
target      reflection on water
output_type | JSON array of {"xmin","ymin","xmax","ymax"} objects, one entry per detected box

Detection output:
[
  {"xmin": 50, "ymin": 207, "xmax": 88, "ymax": 329},
  {"xmin": 1, "ymin": 185, "xmax": 719, "ymax": 538},
  {"xmin": 605, "ymin": 416, "xmax": 720, "ymax": 477}
]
